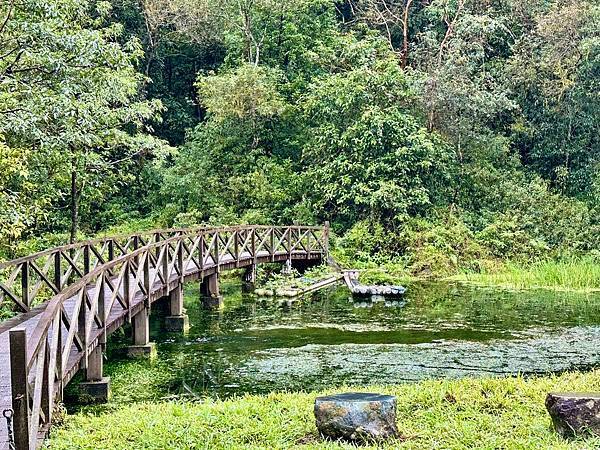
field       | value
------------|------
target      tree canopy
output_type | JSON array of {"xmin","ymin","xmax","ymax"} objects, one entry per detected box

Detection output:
[{"xmin": 1, "ymin": 0, "xmax": 599, "ymax": 272}]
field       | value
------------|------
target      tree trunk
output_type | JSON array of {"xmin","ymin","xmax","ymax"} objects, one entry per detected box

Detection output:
[
  {"xmin": 70, "ymin": 166, "xmax": 78, "ymax": 245},
  {"xmin": 401, "ymin": 0, "xmax": 413, "ymax": 69}
]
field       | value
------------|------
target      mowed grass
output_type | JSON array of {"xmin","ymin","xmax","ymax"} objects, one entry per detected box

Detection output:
[
  {"xmin": 48, "ymin": 370, "xmax": 600, "ymax": 449},
  {"xmin": 451, "ymin": 258, "xmax": 600, "ymax": 292}
]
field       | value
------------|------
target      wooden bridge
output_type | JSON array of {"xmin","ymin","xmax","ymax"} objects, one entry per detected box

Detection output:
[{"xmin": 0, "ymin": 224, "xmax": 329, "ymax": 449}]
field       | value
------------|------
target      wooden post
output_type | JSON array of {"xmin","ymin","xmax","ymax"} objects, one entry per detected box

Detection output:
[
  {"xmin": 56, "ymin": 319, "xmax": 63, "ymax": 401},
  {"xmin": 41, "ymin": 342, "xmax": 51, "ymax": 426},
  {"xmin": 132, "ymin": 235, "xmax": 139, "ymax": 268},
  {"xmin": 200, "ymin": 272, "xmax": 223, "ymax": 310},
  {"xmin": 83, "ymin": 245, "xmax": 90, "ymax": 274},
  {"xmin": 78, "ymin": 290, "xmax": 88, "ymax": 370},
  {"xmin": 199, "ymin": 234, "xmax": 205, "ymax": 274},
  {"xmin": 107, "ymin": 240, "xmax": 115, "ymax": 277},
  {"xmin": 177, "ymin": 241, "xmax": 184, "ymax": 282},
  {"xmin": 251, "ymin": 227, "xmax": 256, "ymax": 265},
  {"xmin": 77, "ymin": 341, "xmax": 110, "ymax": 403},
  {"xmin": 234, "ymin": 230, "xmax": 239, "ymax": 267},
  {"xmin": 270, "ymin": 228, "xmax": 275, "ymax": 262},
  {"xmin": 54, "ymin": 252, "xmax": 62, "ymax": 291},
  {"xmin": 200, "ymin": 273, "xmax": 220, "ymax": 298},
  {"xmin": 10, "ymin": 328, "xmax": 30, "ymax": 450},
  {"xmin": 154, "ymin": 232, "xmax": 161, "ymax": 260},
  {"xmin": 243, "ymin": 265, "xmax": 256, "ymax": 284},
  {"xmin": 143, "ymin": 252, "xmax": 150, "ymax": 308},
  {"xmin": 213, "ymin": 232, "xmax": 219, "ymax": 271},
  {"xmin": 124, "ymin": 260, "xmax": 131, "ymax": 322},
  {"xmin": 21, "ymin": 261, "xmax": 29, "ymax": 309},
  {"xmin": 162, "ymin": 245, "xmax": 168, "ymax": 285},
  {"xmin": 98, "ymin": 273, "xmax": 106, "ymax": 346},
  {"xmin": 108, "ymin": 239, "xmax": 114, "ymax": 262}
]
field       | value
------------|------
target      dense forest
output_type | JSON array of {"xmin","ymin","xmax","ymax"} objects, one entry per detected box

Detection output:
[{"xmin": 1, "ymin": 0, "xmax": 599, "ymax": 276}]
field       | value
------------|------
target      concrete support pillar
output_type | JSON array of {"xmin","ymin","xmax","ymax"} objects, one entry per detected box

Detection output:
[
  {"xmin": 86, "ymin": 345, "xmax": 103, "ymax": 381},
  {"xmin": 201, "ymin": 272, "xmax": 223, "ymax": 309},
  {"xmin": 126, "ymin": 307, "xmax": 156, "ymax": 358},
  {"xmin": 164, "ymin": 284, "xmax": 189, "ymax": 332},
  {"xmin": 241, "ymin": 265, "xmax": 256, "ymax": 293},
  {"xmin": 133, "ymin": 307, "xmax": 150, "ymax": 345},
  {"xmin": 76, "ymin": 345, "xmax": 110, "ymax": 403},
  {"xmin": 282, "ymin": 259, "xmax": 293, "ymax": 275},
  {"xmin": 243, "ymin": 265, "xmax": 256, "ymax": 283}
]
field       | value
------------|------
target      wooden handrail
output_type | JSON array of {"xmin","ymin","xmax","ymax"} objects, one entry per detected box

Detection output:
[
  {"xmin": 0, "ymin": 227, "xmax": 199, "ymax": 270},
  {"xmin": 0, "ymin": 224, "xmax": 327, "ymax": 314},
  {"xmin": 0, "ymin": 228, "xmax": 204, "ymax": 314}
]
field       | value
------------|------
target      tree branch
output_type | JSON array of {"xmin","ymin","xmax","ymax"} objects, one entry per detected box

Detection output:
[{"xmin": 0, "ymin": 0, "xmax": 15, "ymax": 36}]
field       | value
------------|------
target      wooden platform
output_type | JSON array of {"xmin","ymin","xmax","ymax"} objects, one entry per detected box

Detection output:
[{"xmin": 342, "ymin": 270, "xmax": 406, "ymax": 298}]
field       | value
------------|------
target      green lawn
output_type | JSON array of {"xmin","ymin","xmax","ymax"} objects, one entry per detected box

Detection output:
[{"xmin": 48, "ymin": 370, "xmax": 600, "ymax": 449}]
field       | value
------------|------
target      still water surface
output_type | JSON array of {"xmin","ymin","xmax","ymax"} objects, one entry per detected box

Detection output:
[{"xmin": 111, "ymin": 281, "xmax": 600, "ymax": 397}]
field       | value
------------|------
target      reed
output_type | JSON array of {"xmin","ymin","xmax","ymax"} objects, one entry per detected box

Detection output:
[{"xmin": 452, "ymin": 257, "xmax": 600, "ymax": 292}]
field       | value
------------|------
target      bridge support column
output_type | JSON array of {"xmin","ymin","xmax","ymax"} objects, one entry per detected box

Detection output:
[
  {"xmin": 201, "ymin": 272, "xmax": 223, "ymax": 309},
  {"xmin": 76, "ymin": 345, "xmax": 110, "ymax": 403},
  {"xmin": 127, "ymin": 307, "xmax": 156, "ymax": 359},
  {"xmin": 164, "ymin": 284, "xmax": 189, "ymax": 333},
  {"xmin": 241, "ymin": 264, "xmax": 256, "ymax": 292}
]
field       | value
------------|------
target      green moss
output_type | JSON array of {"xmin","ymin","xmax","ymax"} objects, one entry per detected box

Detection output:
[{"xmin": 48, "ymin": 370, "xmax": 600, "ymax": 449}]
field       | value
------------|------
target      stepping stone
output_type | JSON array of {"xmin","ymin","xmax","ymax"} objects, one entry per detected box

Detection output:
[
  {"xmin": 314, "ymin": 392, "xmax": 399, "ymax": 443},
  {"xmin": 546, "ymin": 392, "xmax": 600, "ymax": 438}
]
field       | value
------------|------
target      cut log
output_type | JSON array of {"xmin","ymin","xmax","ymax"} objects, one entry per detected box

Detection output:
[
  {"xmin": 314, "ymin": 392, "xmax": 399, "ymax": 443},
  {"xmin": 546, "ymin": 392, "xmax": 600, "ymax": 438}
]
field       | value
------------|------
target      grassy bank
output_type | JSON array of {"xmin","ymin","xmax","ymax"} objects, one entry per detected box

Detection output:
[
  {"xmin": 331, "ymin": 251, "xmax": 600, "ymax": 292},
  {"xmin": 450, "ymin": 258, "xmax": 600, "ymax": 292},
  {"xmin": 48, "ymin": 370, "xmax": 600, "ymax": 449}
]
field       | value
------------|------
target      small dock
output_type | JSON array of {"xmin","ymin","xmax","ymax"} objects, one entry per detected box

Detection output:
[
  {"xmin": 342, "ymin": 270, "xmax": 406, "ymax": 298},
  {"xmin": 255, "ymin": 273, "xmax": 343, "ymax": 298}
]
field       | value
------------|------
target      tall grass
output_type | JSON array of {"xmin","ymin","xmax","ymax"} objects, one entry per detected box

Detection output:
[{"xmin": 453, "ymin": 257, "xmax": 600, "ymax": 291}]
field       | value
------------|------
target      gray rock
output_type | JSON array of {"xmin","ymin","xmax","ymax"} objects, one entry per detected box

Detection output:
[
  {"xmin": 545, "ymin": 392, "xmax": 600, "ymax": 438},
  {"xmin": 314, "ymin": 392, "xmax": 399, "ymax": 443}
]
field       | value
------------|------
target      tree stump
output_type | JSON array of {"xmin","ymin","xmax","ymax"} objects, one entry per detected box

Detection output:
[
  {"xmin": 546, "ymin": 392, "xmax": 600, "ymax": 438},
  {"xmin": 314, "ymin": 392, "xmax": 399, "ymax": 443}
]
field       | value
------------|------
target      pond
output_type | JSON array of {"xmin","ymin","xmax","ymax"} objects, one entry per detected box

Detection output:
[{"xmin": 107, "ymin": 280, "xmax": 600, "ymax": 399}]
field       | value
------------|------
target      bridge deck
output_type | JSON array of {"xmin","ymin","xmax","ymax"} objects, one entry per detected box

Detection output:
[{"xmin": 0, "ymin": 249, "xmax": 317, "ymax": 448}]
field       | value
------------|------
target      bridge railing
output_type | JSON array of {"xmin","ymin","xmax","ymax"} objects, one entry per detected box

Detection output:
[
  {"xmin": 7, "ymin": 224, "xmax": 328, "ymax": 449},
  {"xmin": 0, "ymin": 228, "xmax": 207, "ymax": 316}
]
